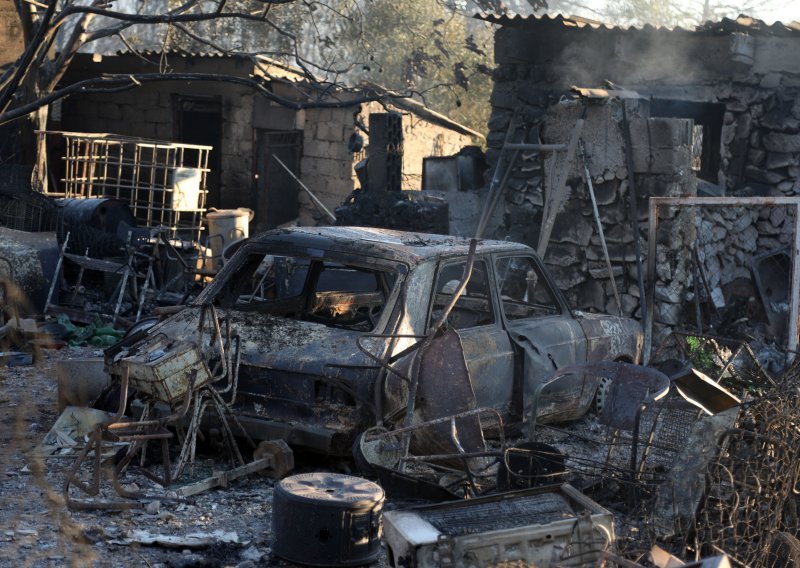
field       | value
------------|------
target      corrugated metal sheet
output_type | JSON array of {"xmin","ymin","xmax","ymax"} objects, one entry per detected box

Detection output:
[
  {"xmin": 476, "ymin": 13, "xmax": 800, "ymax": 36},
  {"xmin": 113, "ymin": 47, "xmax": 239, "ymax": 58}
]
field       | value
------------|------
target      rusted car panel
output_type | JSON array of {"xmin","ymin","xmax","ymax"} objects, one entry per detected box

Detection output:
[
  {"xmin": 507, "ymin": 312, "xmax": 644, "ymax": 423},
  {"xmin": 576, "ymin": 312, "xmax": 644, "ymax": 363},
  {"xmin": 107, "ymin": 227, "xmax": 643, "ymax": 455},
  {"xmin": 459, "ymin": 329, "xmax": 515, "ymax": 414},
  {"xmin": 508, "ymin": 317, "xmax": 590, "ymax": 423}
]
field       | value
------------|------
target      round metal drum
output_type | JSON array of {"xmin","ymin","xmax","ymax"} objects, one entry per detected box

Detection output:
[{"xmin": 272, "ymin": 472, "xmax": 384, "ymax": 566}]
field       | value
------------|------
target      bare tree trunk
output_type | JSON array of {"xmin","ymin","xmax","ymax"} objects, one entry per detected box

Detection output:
[{"xmin": 33, "ymin": 105, "xmax": 47, "ymax": 192}]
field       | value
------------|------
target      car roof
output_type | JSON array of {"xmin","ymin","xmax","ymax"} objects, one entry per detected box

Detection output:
[{"xmin": 245, "ymin": 226, "xmax": 532, "ymax": 264}]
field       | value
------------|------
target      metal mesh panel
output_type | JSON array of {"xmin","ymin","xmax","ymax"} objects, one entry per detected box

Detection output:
[{"xmin": 41, "ymin": 131, "xmax": 211, "ymax": 243}]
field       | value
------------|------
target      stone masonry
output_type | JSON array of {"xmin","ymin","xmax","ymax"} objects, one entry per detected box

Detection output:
[
  {"xmin": 483, "ymin": 14, "xmax": 800, "ymax": 341},
  {"xmin": 60, "ymin": 54, "xmax": 479, "ymax": 229}
]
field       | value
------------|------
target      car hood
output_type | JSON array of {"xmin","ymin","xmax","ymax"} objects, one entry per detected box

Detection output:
[{"xmin": 111, "ymin": 307, "xmax": 376, "ymax": 376}]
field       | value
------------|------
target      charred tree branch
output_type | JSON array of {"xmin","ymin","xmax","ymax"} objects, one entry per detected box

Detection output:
[{"xmin": 0, "ymin": 72, "xmax": 385, "ymax": 126}]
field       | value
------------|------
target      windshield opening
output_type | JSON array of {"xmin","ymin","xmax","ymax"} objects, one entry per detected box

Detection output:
[{"xmin": 210, "ymin": 252, "xmax": 399, "ymax": 332}]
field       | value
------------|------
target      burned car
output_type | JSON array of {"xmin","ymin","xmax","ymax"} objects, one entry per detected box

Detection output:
[{"xmin": 107, "ymin": 227, "xmax": 642, "ymax": 455}]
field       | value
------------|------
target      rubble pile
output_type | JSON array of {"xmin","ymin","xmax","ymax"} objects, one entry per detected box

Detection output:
[{"xmin": 335, "ymin": 188, "xmax": 449, "ymax": 234}]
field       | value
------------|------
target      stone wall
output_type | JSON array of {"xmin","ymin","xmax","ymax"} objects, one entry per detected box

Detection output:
[
  {"xmin": 695, "ymin": 204, "xmax": 794, "ymax": 329},
  {"xmin": 486, "ymin": 91, "xmax": 696, "ymax": 336},
  {"xmin": 0, "ymin": 0, "xmax": 23, "ymax": 70},
  {"xmin": 296, "ymin": 104, "xmax": 360, "ymax": 226},
  {"xmin": 485, "ymin": 18, "xmax": 800, "ymax": 340}
]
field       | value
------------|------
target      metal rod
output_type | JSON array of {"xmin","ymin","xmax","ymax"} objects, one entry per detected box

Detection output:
[
  {"xmin": 644, "ymin": 197, "xmax": 658, "ymax": 364},
  {"xmin": 652, "ymin": 196, "xmax": 800, "ymax": 207},
  {"xmin": 790, "ymin": 203, "xmax": 800, "ymax": 363},
  {"xmin": 580, "ymin": 141, "xmax": 621, "ymax": 316},
  {"xmin": 431, "ymin": 239, "xmax": 478, "ymax": 332},
  {"xmin": 475, "ymin": 149, "xmax": 519, "ymax": 239},
  {"xmin": 475, "ymin": 113, "xmax": 520, "ymax": 239},
  {"xmin": 691, "ymin": 243, "xmax": 703, "ymax": 334},
  {"xmin": 537, "ymin": 111, "xmax": 585, "ymax": 259},
  {"xmin": 44, "ymin": 233, "xmax": 69, "ymax": 316},
  {"xmin": 271, "ymin": 154, "xmax": 336, "ymax": 223},
  {"xmin": 503, "ymin": 143, "xmax": 567, "ymax": 151},
  {"xmin": 621, "ymin": 106, "xmax": 647, "ymax": 332}
]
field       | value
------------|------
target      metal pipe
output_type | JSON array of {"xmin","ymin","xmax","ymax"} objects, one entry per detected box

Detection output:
[
  {"xmin": 475, "ymin": 111, "xmax": 524, "ymax": 240},
  {"xmin": 644, "ymin": 197, "xmax": 658, "ymax": 364},
  {"xmin": 44, "ymin": 233, "xmax": 70, "ymax": 315},
  {"xmin": 580, "ymin": 141, "xmax": 621, "ymax": 316},
  {"xmin": 503, "ymin": 143, "xmax": 567, "ymax": 151},
  {"xmin": 271, "ymin": 154, "xmax": 337, "ymax": 223},
  {"xmin": 621, "ymin": 106, "xmax": 647, "ymax": 333},
  {"xmin": 475, "ymin": 149, "xmax": 520, "ymax": 240},
  {"xmin": 652, "ymin": 196, "xmax": 800, "ymax": 206},
  {"xmin": 537, "ymin": 111, "xmax": 586, "ymax": 258},
  {"xmin": 431, "ymin": 239, "xmax": 478, "ymax": 332},
  {"xmin": 790, "ymin": 203, "xmax": 800, "ymax": 363}
]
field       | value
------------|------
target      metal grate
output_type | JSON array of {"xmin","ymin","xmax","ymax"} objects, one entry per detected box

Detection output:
[
  {"xmin": 635, "ymin": 393, "xmax": 699, "ymax": 475},
  {"xmin": 0, "ymin": 193, "xmax": 56, "ymax": 232},
  {"xmin": 39, "ymin": 131, "xmax": 211, "ymax": 243},
  {"xmin": 419, "ymin": 492, "xmax": 575, "ymax": 536}
]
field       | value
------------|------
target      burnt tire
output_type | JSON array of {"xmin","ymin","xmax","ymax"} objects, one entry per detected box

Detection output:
[
  {"xmin": 593, "ymin": 375, "xmax": 613, "ymax": 416},
  {"xmin": 352, "ymin": 432, "xmax": 375, "ymax": 476},
  {"xmin": 767, "ymin": 531, "xmax": 800, "ymax": 567}
]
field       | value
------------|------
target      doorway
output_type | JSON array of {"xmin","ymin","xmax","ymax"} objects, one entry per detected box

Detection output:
[
  {"xmin": 174, "ymin": 96, "xmax": 223, "ymax": 209},
  {"xmin": 255, "ymin": 129, "xmax": 303, "ymax": 230}
]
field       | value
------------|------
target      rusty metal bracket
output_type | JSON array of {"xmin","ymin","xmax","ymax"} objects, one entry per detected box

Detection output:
[
  {"xmin": 63, "ymin": 367, "xmax": 196, "ymax": 510},
  {"xmin": 176, "ymin": 439, "xmax": 294, "ymax": 498}
]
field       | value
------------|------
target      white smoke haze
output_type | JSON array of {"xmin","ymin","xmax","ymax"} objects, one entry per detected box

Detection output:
[{"xmin": 506, "ymin": 0, "xmax": 800, "ymax": 26}]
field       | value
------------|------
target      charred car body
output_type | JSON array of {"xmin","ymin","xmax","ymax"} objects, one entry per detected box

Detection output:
[{"xmin": 106, "ymin": 227, "xmax": 642, "ymax": 455}]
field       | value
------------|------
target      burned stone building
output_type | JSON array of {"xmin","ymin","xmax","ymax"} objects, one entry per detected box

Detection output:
[
  {"xmin": 54, "ymin": 51, "xmax": 481, "ymax": 231},
  {"xmin": 480, "ymin": 14, "xmax": 800, "ymax": 345},
  {"xmin": 0, "ymin": 0, "xmax": 23, "ymax": 70}
]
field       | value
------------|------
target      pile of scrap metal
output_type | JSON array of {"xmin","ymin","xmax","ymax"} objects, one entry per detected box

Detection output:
[
  {"xmin": 356, "ymin": 332, "xmax": 799, "ymax": 567},
  {"xmin": 55, "ymin": 303, "xmax": 294, "ymax": 510},
  {"xmin": 0, "ymin": 135, "xmax": 249, "ymax": 333},
  {"xmin": 45, "ymin": 225, "xmax": 800, "ymax": 566},
  {"xmin": 0, "ymin": 197, "xmax": 189, "ymax": 330}
]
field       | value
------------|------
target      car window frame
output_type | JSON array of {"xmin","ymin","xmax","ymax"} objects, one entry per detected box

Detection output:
[
  {"xmin": 426, "ymin": 255, "xmax": 501, "ymax": 332},
  {"xmin": 198, "ymin": 241, "xmax": 407, "ymax": 334},
  {"xmin": 492, "ymin": 252, "xmax": 572, "ymax": 324}
]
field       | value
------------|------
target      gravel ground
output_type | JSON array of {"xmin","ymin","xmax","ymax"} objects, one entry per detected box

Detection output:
[{"xmin": 0, "ymin": 346, "xmax": 389, "ymax": 568}]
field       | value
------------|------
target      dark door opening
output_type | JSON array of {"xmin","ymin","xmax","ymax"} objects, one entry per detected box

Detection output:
[
  {"xmin": 255, "ymin": 129, "xmax": 303, "ymax": 230},
  {"xmin": 174, "ymin": 96, "xmax": 223, "ymax": 209},
  {"xmin": 650, "ymin": 100, "xmax": 725, "ymax": 185}
]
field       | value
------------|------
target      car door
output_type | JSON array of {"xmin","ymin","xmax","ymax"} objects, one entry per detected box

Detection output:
[
  {"xmin": 493, "ymin": 253, "xmax": 591, "ymax": 423},
  {"xmin": 427, "ymin": 257, "xmax": 516, "ymax": 416}
]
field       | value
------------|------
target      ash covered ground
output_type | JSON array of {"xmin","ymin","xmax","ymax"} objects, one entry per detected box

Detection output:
[{"xmin": 0, "ymin": 347, "xmax": 389, "ymax": 568}]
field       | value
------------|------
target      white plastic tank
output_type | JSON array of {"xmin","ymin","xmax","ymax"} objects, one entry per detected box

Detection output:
[{"xmin": 205, "ymin": 208, "xmax": 254, "ymax": 271}]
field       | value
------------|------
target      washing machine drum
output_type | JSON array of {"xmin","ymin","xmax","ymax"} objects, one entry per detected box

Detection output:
[{"xmin": 272, "ymin": 472, "xmax": 384, "ymax": 566}]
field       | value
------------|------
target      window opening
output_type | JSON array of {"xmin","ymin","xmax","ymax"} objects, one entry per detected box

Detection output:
[
  {"xmin": 495, "ymin": 256, "xmax": 561, "ymax": 320},
  {"xmin": 429, "ymin": 259, "xmax": 495, "ymax": 329}
]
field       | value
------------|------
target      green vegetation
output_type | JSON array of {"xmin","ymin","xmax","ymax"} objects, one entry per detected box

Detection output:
[{"xmin": 685, "ymin": 335, "xmax": 717, "ymax": 373}]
